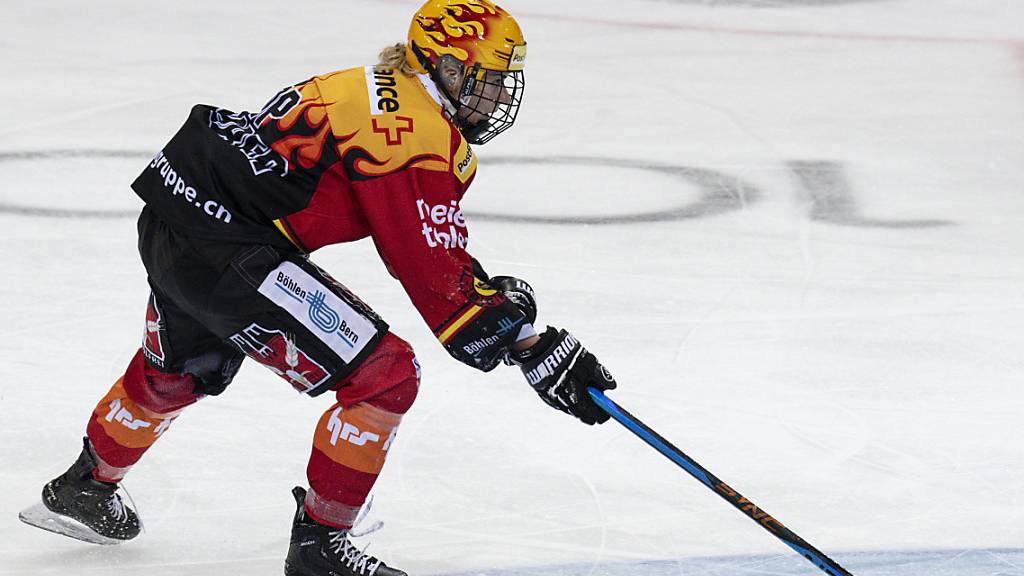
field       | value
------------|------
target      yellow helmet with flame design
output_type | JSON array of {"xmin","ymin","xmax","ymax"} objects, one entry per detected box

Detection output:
[{"xmin": 406, "ymin": 0, "xmax": 527, "ymax": 144}]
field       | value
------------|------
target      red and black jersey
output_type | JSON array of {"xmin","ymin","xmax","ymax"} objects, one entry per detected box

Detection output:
[{"xmin": 132, "ymin": 66, "xmax": 530, "ymax": 371}]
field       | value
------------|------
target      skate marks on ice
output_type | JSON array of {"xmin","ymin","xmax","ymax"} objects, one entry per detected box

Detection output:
[{"xmin": 443, "ymin": 548, "xmax": 1024, "ymax": 576}]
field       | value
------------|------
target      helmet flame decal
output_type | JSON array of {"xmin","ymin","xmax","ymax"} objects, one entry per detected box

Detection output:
[{"xmin": 416, "ymin": 2, "xmax": 498, "ymax": 64}]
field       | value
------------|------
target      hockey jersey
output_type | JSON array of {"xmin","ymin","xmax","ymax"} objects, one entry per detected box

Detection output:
[{"xmin": 132, "ymin": 66, "xmax": 530, "ymax": 371}]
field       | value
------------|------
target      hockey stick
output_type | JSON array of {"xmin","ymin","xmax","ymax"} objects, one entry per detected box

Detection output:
[{"xmin": 588, "ymin": 388, "xmax": 854, "ymax": 576}]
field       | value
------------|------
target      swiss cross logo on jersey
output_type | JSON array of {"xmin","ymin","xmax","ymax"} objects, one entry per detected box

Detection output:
[
  {"xmin": 229, "ymin": 323, "xmax": 331, "ymax": 393},
  {"xmin": 372, "ymin": 116, "xmax": 415, "ymax": 146},
  {"xmin": 142, "ymin": 294, "xmax": 166, "ymax": 368}
]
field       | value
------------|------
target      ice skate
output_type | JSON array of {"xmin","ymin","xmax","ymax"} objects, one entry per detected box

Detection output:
[
  {"xmin": 19, "ymin": 438, "xmax": 141, "ymax": 545},
  {"xmin": 285, "ymin": 486, "xmax": 406, "ymax": 576}
]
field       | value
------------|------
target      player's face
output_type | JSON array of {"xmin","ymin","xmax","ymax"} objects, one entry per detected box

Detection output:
[{"xmin": 457, "ymin": 70, "xmax": 513, "ymax": 126}]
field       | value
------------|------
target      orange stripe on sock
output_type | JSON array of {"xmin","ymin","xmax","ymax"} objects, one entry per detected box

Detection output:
[
  {"xmin": 312, "ymin": 403, "xmax": 401, "ymax": 475},
  {"xmin": 92, "ymin": 378, "xmax": 180, "ymax": 450}
]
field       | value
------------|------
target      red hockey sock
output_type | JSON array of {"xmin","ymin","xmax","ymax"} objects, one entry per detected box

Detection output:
[
  {"xmin": 85, "ymin": 349, "xmax": 199, "ymax": 482},
  {"xmin": 304, "ymin": 333, "xmax": 419, "ymax": 529}
]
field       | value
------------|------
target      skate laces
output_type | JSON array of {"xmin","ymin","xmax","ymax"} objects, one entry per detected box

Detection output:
[
  {"xmin": 106, "ymin": 495, "xmax": 129, "ymax": 522},
  {"xmin": 328, "ymin": 532, "xmax": 383, "ymax": 576},
  {"xmin": 326, "ymin": 496, "xmax": 386, "ymax": 575},
  {"xmin": 104, "ymin": 484, "xmax": 139, "ymax": 526}
]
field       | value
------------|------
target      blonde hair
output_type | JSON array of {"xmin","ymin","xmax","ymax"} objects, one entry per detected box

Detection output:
[{"xmin": 376, "ymin": 43, "xmax": 419, "ymax": 76}]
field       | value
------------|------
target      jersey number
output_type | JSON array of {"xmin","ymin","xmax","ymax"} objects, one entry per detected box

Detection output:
[{"xmin": 255, "ymin": 87, "xmax": 303, "ymax": 127}]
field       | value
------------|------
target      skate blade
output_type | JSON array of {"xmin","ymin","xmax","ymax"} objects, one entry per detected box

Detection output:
[{"xmin": 18, "ymin": 501, "xmax": 126, "ymax": 546}]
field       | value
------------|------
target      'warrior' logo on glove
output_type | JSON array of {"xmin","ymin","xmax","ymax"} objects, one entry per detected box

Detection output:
[
  {"xmin": 515, "ymin": 327, "xmax": 617, "ymax": 425},
  {"xmin": 524, "ymin": 332, "xmax": 579, "ymax": 385}
]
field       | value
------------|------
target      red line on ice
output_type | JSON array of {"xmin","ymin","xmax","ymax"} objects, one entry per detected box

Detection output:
[
  {"xmin": 379, "ymin": 0, "xmax": 1022, "ymax": 48},
  {"xmin": 525, "ymin": 13, "xmax": 1022, "ymax": 48},
  {"xmin": 1015, "ymin": 42, "xmax": 1024, "ymax": 78}
]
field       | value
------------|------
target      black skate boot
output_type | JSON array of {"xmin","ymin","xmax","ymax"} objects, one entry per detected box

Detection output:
[
  {"xmin": 19, "ymin": 438, "xmax": 141, "ymax": 545},
  {"xmin": 285, "ymin": 486, "xmax": 406, "ymax": 576}
]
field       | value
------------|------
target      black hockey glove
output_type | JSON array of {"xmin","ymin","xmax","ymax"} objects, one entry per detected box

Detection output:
[
  {"xmin": 510, "ymin": 327, "xmax": 617, "ymax": 425},
  {"xmin": 488, "ymin": 275, "xmax": 537, "ymax": 324}
]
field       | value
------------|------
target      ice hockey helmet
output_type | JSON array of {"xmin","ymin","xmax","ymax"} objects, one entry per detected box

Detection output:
[{"xmin": 406, "ymin": 0, "xmax": 527, "ymax": 144}]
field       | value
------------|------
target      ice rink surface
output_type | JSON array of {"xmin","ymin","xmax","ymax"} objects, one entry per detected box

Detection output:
[{"xmin": 2, "ymin": 0, "xmax": 1023, "ymax": 574}]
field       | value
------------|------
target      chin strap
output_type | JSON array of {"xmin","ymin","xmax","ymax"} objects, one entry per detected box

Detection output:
[{"xmin": 460, "ymin": 120, "xmax": 491, "ymax": 143}]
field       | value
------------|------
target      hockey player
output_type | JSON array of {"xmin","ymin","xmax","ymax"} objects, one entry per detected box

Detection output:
[{"xmin": 19, "ymin": 1, "xmax": 618, "ymax": 575}]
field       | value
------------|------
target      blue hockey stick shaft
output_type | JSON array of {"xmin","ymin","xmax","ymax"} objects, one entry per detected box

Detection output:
[{"xmin": 588, "ymin": 388, "xmax": 854, "ymax": 576}]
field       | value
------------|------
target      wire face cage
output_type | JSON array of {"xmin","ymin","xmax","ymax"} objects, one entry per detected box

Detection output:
[{"xmin": 456, "ymin": 67, "xmax": 524, "ymax": 145}]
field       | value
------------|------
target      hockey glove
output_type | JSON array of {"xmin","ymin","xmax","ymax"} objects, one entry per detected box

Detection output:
[
  {"xmin": 488, "ymin": 275, "xmax": 537, "ymax": 324},
  {"xmin": 511, "ymin": 327, "xmax": 617, "ymax": 425}
]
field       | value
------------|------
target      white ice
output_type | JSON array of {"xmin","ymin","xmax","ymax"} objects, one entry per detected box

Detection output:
[{"xmin": 2, "ymin": 0, "xmax": 1023, "ymax": 575}]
